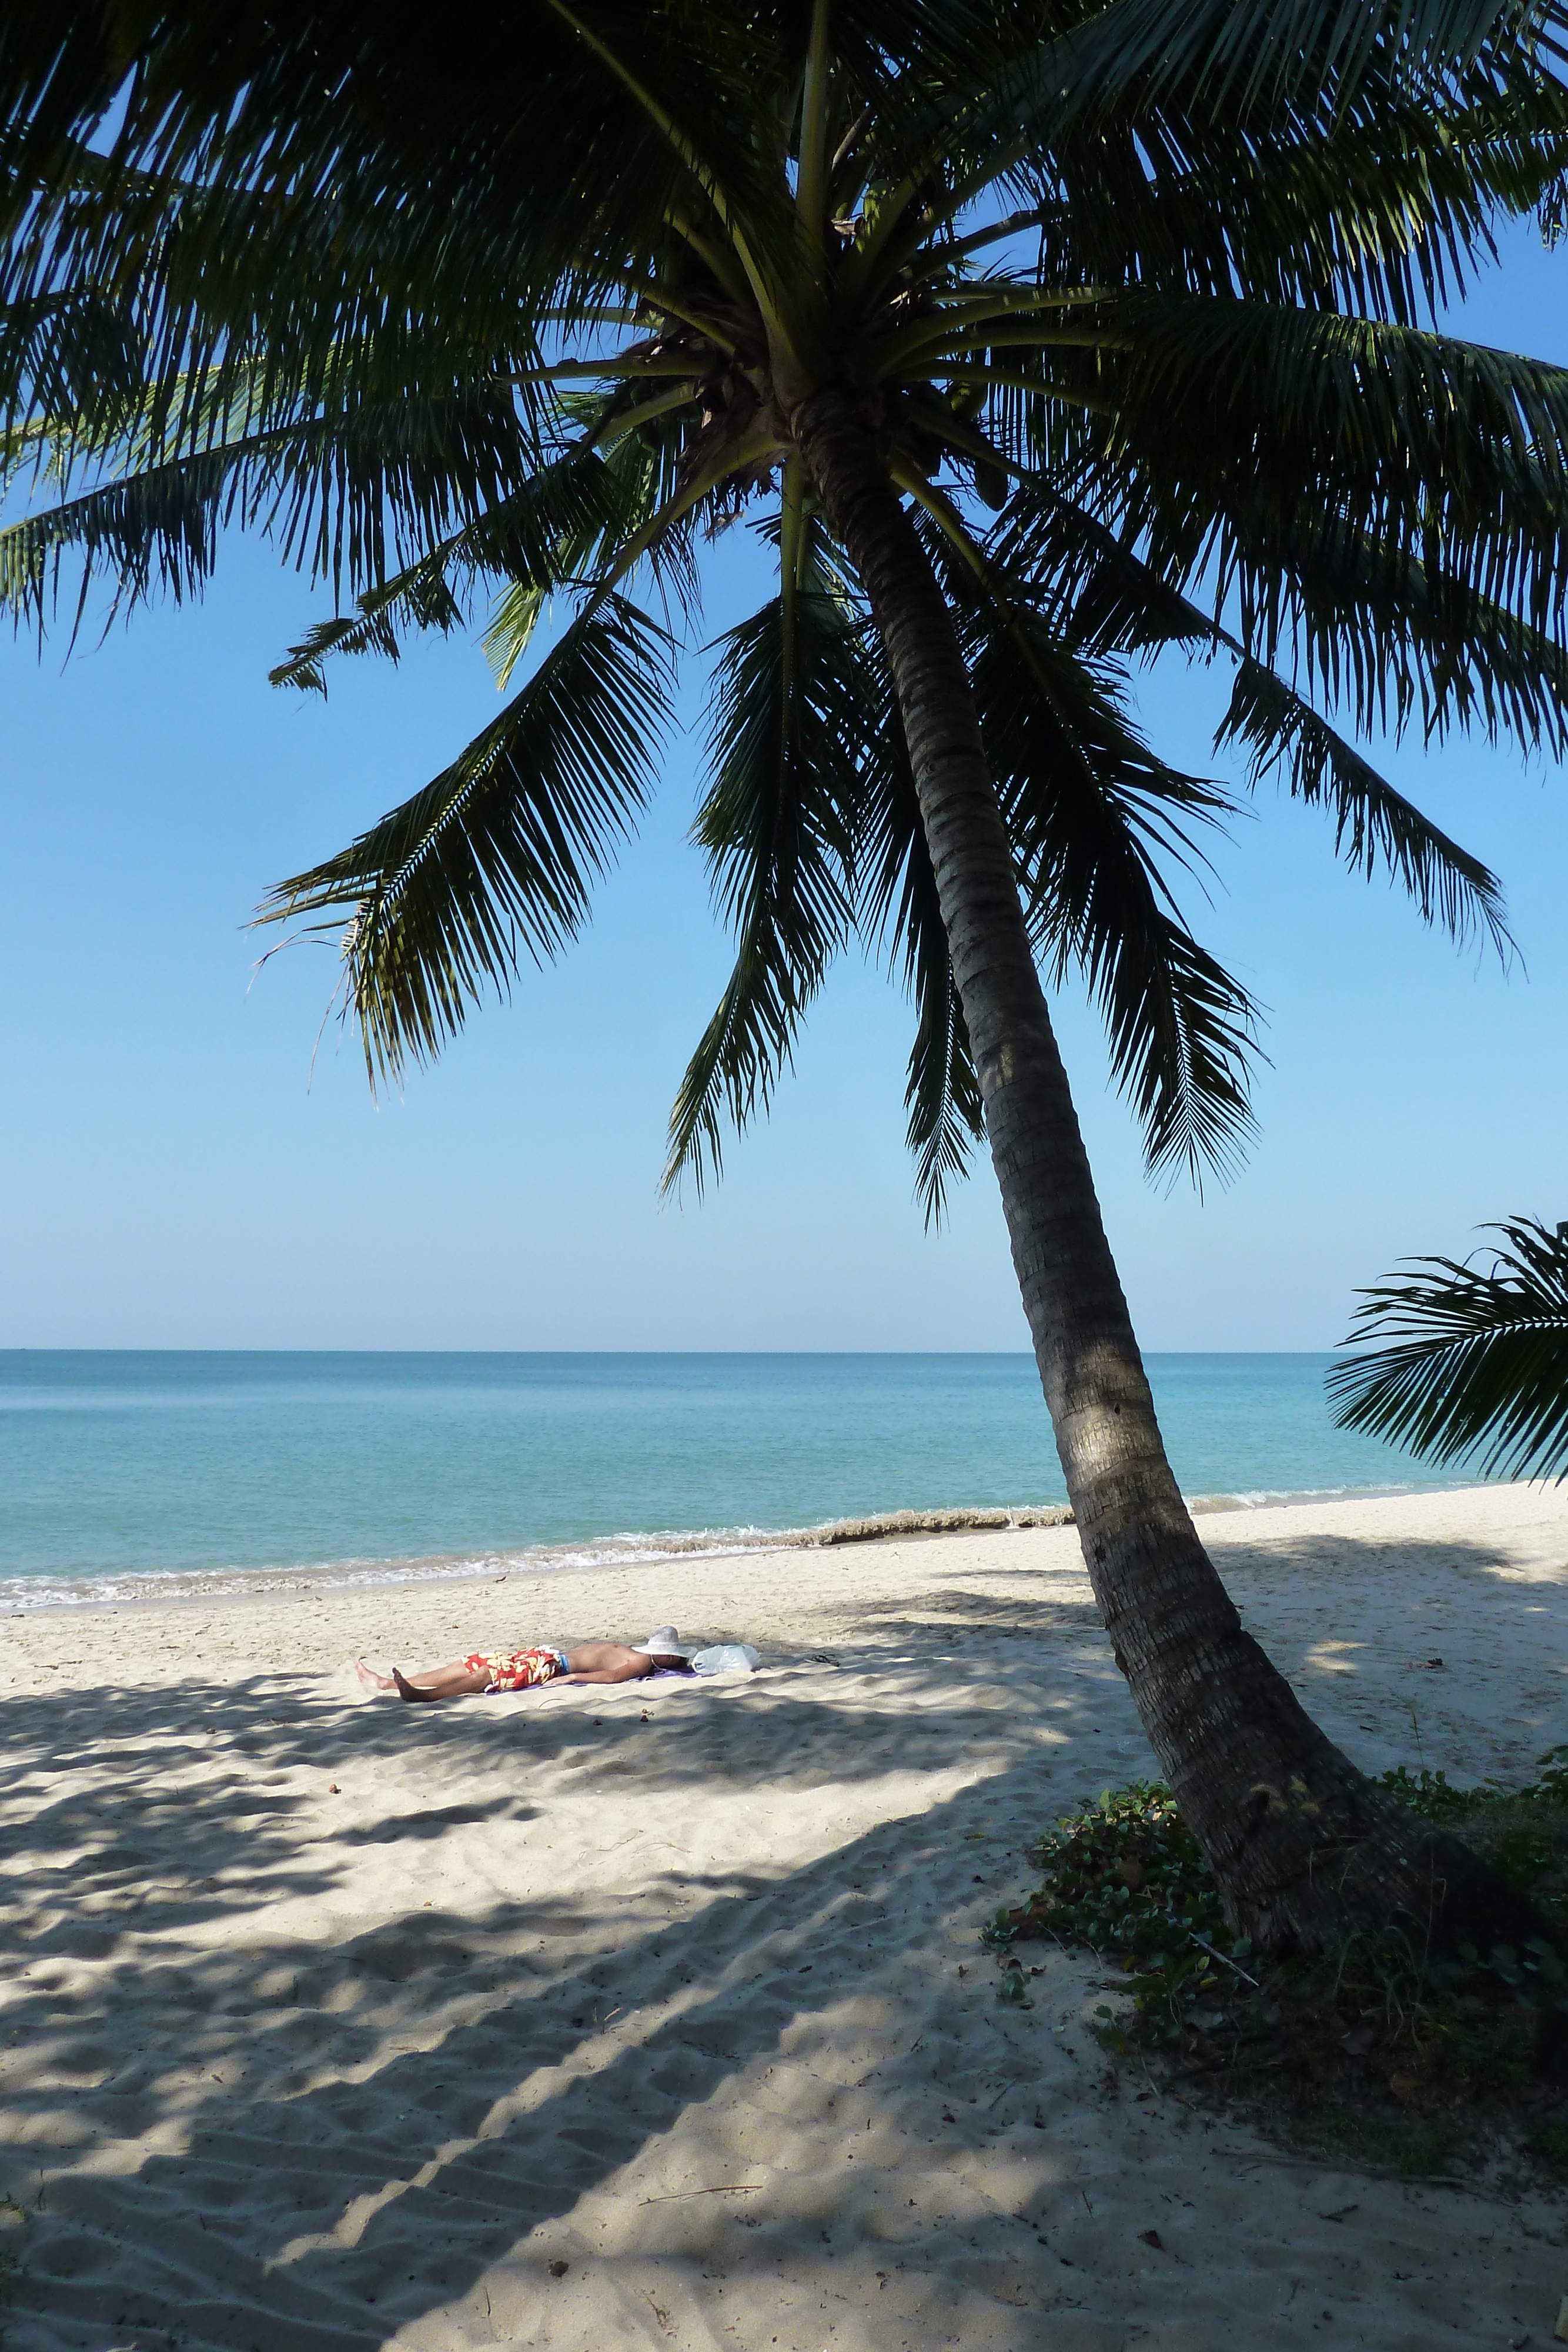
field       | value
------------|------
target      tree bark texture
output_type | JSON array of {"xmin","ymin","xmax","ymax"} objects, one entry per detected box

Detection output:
[{"xmin": 797, "ymin": 383, "xmax": 1539, "ymax": 1956}]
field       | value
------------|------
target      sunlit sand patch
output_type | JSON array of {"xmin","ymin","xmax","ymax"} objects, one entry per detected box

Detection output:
[{"xmin": 1303, "ymin": 1638, "xmax": 1365, "ymax": 1672}]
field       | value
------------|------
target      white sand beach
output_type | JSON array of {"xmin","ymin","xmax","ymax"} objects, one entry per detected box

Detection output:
[{"xmin": 3, "ymin": 1482, "xmax": 1567, "ymax": 2351}]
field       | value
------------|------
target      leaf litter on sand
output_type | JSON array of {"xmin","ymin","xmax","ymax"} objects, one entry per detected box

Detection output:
[{"xmin": 984, "ymin": 1756, "xmax": 1568, "ymax": 2186}]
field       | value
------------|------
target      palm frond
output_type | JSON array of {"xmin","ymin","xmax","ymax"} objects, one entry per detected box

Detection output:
[
  {"xmin": 930, "ymin": 0, "xmax": 1566, "ymax": 220},
  {"xmin": 0, "ymin": 288, "xmax": 142, "ymax": 443},
  {"xmin": 0, "ymin": 370, "xmax": 541, "ymax": 632},
  {"xmin": 0, "ymin": 2, "xmax": 783, "ymax": 446},
  {"xmin": 1022, "ymin": 66, "xmax": 1568, "ymax": 325},
  {"xmin": 1048, "ymin": 0, "xmax": 1561, "ymax": 121},
  {"xmin": 1217, "ymin": 659, "xmax": 1513, "ymax": 953},
  {"xmin": 991, "ymin": 487, "xmax": 1515, "ymax": 955},
  {"xmin": 911, "ymin": 513, "xmax": 1261, "ymax": 1187},
  {"xmin": 901, "ymin": 898, "xmax": 985, "ymax": 1228},
  {"xmin": 270, "ymin": 569, "xmax": 465, "ymax": 696},
  {"xmin": 266, "ymin": 441, "xmax": 647, "ymax": 693},
  {"xmin": 1044, "ymin": 300, "xmax": 1568, "ymax": 713},
  {"xmin": 980, "ymin": 629, "xmax": 1260, "ymax": 1189},
  {"xmin": 854, "ymin": 686, "xmax": 985, "ymax": 1225},
  {"xmin": 663, "ymin": 534, "xmax": 862, "ymax": 1194},
  {"xmin": 256, "ymin": 593, "xmax": 673, "ymax": 1084},
  {"xmin": 1328, "ymin": 1217, "xmax": 1568, "ymax": 1479}
]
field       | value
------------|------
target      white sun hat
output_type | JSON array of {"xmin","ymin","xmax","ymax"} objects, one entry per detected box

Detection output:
[{"xmin": 633, "ymin": 1626, "xmax": 694, "ymax": 1659}]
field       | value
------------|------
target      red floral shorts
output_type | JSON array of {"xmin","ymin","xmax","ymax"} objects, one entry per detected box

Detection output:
[{"xmin": 465, "ymin": 1646, "xmax": 569, "ymax": 1693}]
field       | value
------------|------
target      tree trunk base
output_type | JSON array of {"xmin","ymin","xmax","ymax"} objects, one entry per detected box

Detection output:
[{"xmin": 1157, "ymin": 1625, "xmax": 1552, "ymax": 1958}]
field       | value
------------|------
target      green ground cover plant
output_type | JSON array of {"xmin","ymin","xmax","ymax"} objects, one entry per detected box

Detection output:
[{"xmin": 987, "ymin": 1755, "xmax": 1568, "ymax": 2181}]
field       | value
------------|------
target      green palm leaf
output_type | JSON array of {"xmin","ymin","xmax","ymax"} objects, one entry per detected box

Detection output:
[
  {"xmin": 0, "ymin": 5, "xmax": 776, "ymax": 437},
  {"xmin": 905, "ymin": 510, "xmax": 1260, "ymax": 1185},
  {"xmin": 0, "ymin": 375, "xmax": 540, "ymax": 630},
  {"xmin": 266, "ymin": 442, "xmax": 647, "ymax": 693},
  {"xmin": 879, "ymin": 0, "xmax": 1568, "ymax": 320},
  {"xmin": 1054, "ymin": 299, "xmax": 1568, "ymax": 693},
  {"xmin": 1032, "ymin": 66, "xmax": 1568, "ymax": 324},
  {"xmin": 855, "ymin": 693, "xmax": 986, "ymax": 1225},
  {"xmin": 0, "ymin": 288, "xmax": 141, "ymax": 442},
  {"xmin": 1328, "ymin": 1217, "xmax": 1568, "ymax": 1479},
  {"xmin": 1049, "ymin": 0, "xmax": 1562, "ymax": 117},
  {"xmin": 940, "ymin": 0, "xmax": 1566, "ymax": 203},
  {"xmin": 970, "ymin": 617, "xmax": 1260, "ymax": 1187},
  {"xmin": 663, "ymin": 538, "xmax": 861, "ymax": 1195},
  {"xmin": 257, "ymin": 594, "xmax": 673, "ymax": 1082},
  {"xmin": 992, "ymin": 486, "xmax": 1514, "ymax": 954},
  {"xmin": 1216, "ymin": 660, "xmax": 1513, "ymax": 951}
]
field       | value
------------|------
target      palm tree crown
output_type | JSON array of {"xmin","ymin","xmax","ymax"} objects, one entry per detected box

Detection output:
[{"xmin": 4, "ymin": 1, "xmax": 1564, "ymax": 1218}]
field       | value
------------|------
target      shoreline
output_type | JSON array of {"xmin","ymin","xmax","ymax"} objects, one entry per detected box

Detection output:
[{"xmin": 0, "ymin": 1477, "xmax": 1485, "ymax": 1615}]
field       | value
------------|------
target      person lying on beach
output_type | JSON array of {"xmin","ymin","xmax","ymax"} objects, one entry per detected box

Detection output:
[{"xmin": 353, "ymin": 1628, "xmax": 694, "ymax": 1702}]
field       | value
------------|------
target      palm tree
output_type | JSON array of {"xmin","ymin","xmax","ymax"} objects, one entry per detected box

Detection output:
[
  {"xmin": 5, "ymin": 0, "xmax": 1568, "ymax": 1952},
  {"xmin": 1330, "ymin": 1217, "xmax": 1568, "ymax": 1478}
]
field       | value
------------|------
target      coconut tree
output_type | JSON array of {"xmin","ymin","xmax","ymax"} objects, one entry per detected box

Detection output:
[
  {"xmin": 5, "ymin": 0, "xmax": 1568, "ymax": 1950},
  {"xmin": 1331, "ymin": 1217, "xmax": 1568, "ymax": 1478}
]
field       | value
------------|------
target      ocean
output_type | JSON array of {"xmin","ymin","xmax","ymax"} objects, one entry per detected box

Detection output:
[{"xmin": 0, "ymin": 1351, "xmax": 1462, "ymax": 1609}]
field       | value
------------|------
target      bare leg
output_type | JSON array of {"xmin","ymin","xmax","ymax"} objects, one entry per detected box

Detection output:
[
  {"xmin": 390, "ymin": 1659, "xmax": 492, "ymax": 1702},
  {"xmin": 354, "ymin": 1659, "xmax": 395, "ymax": 1693}
]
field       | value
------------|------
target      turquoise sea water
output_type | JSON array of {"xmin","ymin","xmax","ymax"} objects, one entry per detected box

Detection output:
[{"xmin": 0, "ymin": 1352, "xmax": 1459, "ymax": 1606}]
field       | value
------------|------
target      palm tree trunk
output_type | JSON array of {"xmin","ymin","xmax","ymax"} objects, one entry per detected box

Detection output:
[{"xmin": 797, "ymin": 385, "xmax": 1536, "ymax": 1955}]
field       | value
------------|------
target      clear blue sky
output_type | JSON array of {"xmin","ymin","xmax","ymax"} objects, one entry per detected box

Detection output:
[{"xmin": 3, "ymin": 224, "xmax": 1566, "ymax": 1353}]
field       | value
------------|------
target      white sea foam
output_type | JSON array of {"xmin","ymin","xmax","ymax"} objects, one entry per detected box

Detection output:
[
  {"xmin": 0, "ymin": 1484, "xmax": 1482, "ymax": 1613},
  {"xmin": 1186, "ymin": 1480, "xmax": 1435, "ymax": 1513},
  {"xmin": 0, "ymin": 1515, "xmax": 1020, "ymax": 1609},
  {"xmin": 0, "ymin": 1505, "xmax": 1081, "ymax": 1612}
]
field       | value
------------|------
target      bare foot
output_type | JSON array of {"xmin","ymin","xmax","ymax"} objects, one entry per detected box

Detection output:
[
  {"xmin": 353, "ymin": 1658, "xmax": 394, "ymax": 1694},
  {"xmin": 393, "ymin": 1667, "xmax": 440, "ymax": 1703}
]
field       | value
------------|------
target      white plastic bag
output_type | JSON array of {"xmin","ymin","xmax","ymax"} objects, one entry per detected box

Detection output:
[{"xmin": 689, "ymin": 1642, "xmax": 759, "ymax": 1676}]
